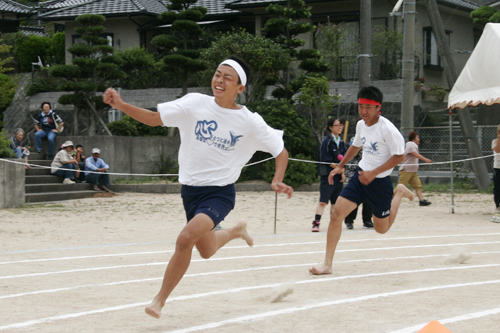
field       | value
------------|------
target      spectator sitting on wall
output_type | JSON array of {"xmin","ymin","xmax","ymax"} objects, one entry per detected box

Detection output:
[
  {"xmin": 34, "ymin": 102, "xmax": 64, "ymax": 159},
  {"xmin": 51, "ymin": 141, "xmax": 77, "ymax": 184},
  {"xmin": 85, "ymin": 148, "xmax": 110, "ymax": 192},
  {"xmin": 73, "ymin": 144, "xmax": 86, "ymax": 183},
  {"xmin": 10, "ymin": 128, "xmax": 31, "ymax": 169}
]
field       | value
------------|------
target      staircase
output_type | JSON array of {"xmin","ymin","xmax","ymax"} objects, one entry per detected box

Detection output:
[{"xmin": 25, "ymin": 152, "xmax": 97, "ymax": 203}]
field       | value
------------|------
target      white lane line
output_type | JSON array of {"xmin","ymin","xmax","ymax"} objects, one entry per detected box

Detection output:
[
  {"xmin": 2, "ymin": 250, "xmax": 500, "ymax": 301},
  {"xmin": 390, "ymin": 307, "xmax": 500, "ymax": 333},
  {"xmin": 2, "ymin": 242, "xmax": 500, "ymax": 280},
  {"xmin": 5, "ymin": 251, "xmax": 487, "ymax": 300},
  {"xmin": 1, "ymin": 266, "xmax": 500, "ymax": 331},
  {"xmin": 165, "ymin": 279, "xmax": 500, "ymax": 333},
  {"xmin": 3, "ymin": 232, "xmax": 500, "ymax": 265}
]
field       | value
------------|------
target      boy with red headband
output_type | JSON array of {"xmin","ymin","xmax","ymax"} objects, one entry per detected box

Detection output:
[
  {"xmin": 103, "ymin": 57, "xmax": 293, "ymax": 317},
  {"xmin": 310, "ymin": 86, "xmax": 414, "ymax": 275}
]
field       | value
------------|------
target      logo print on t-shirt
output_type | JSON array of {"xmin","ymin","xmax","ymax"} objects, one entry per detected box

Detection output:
[
  {"xmin": 361, "ymin": 137, "xmax": 380, "ymax": 155},
  {"xmin": 195, "ymin": 120, "xmax": 218, "ymax": 139},
  {"xmin": 195, "ymin": 120, "xmax": 243, "ymax": 151}
]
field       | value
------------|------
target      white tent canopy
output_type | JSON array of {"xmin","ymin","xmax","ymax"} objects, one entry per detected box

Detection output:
[{"xmin": 448, "ymin": 23, "xmax": 500, "ymax": 109}]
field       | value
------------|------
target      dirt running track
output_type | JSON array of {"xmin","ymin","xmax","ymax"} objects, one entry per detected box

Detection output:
[{"xmin": 0, "ymin": 191, "xmax": 499, "ymax": 332}]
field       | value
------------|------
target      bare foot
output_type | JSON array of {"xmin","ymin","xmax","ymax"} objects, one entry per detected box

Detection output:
[
  {"xmin": 396, "ymin": 184, "xmax": 414, "ymax": 201},
  {"xmin": 309, "ymin": 264, "xmax": 333, "ymax": 275},
  {"xmin": 236, "ymin": 220, "xmax": 254, "ymax": 247},
  {"xmin": 145, "ymin": 297, "xmax": 164, "ymax": 319}
]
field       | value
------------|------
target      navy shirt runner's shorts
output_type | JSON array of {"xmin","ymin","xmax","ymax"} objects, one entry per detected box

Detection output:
[
  {"xmin": 319, "ymin": 175, "xmax": 343, "ymax": 204},
  {"xmin": 181, "ymin": 184, "xmax": 236, "ymax": 227},
  {"xmin": 340, "ymin": 168, "xmax": 393, "ymax": 218}
]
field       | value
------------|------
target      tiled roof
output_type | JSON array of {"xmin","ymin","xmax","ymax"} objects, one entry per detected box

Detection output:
[
  {"xmin": 437, "ymin": 0, "xmax": 480, "ymax": 10},
  {"xmin": 39, "ymin": 0, "xmax": 90, "ymax": 9},
  {"xmin": 39, "ymin": 0, "xmax": 167, "ymax": 19},
  {"xmin": 39, "ymin": 0, "xmax": 239, "ymax": 20},
  {"xmin": 19, "ymin": 26, "xmax": 48, "ymax": 37},
  {"xmin": 0, "ymin": 0, "xmax": 33, "ymax": 14}
]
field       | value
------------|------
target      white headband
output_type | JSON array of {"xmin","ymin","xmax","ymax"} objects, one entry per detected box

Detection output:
[{"xmin": 219, "ymin": 59, "xmax": 247, "ymax": 86}]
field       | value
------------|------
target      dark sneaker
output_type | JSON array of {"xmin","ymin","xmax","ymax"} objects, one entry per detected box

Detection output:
[
  {"xmin": 345, "ymin": 222, "xmax": 353, "ymax": 230},
  {"xmin": 363, "ymin": 221, "xmax": 374, "ymax": 229},
  {"xmin": 312, "ymin": 220, "xmax": 320, "ymax": 232},
  {"xmin": 419, "ymin": 199, "xmax": 431, "ymax": 206}
]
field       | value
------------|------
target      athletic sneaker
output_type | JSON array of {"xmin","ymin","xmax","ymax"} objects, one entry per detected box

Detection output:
[
  {"xmin": 491, "ymin": 214, "xmax": 500, "ymax": 223},
  {"xmin": 363, "ymin": 221, "xmax": 374, "ymax": 229},
  {"xmin": 419, "ymin": 199, "xmax": 431, "ymax": 206},
  {"xmin": 345, "ymin": 222, "xmax": 353, "ymax": 230},
  {"xmin": 62, "ymin": 178, "xmax": 75, "ymax": 184},
  {"xmin": 311, "ymin": 220, "xmax": 320, "ymax": 232}
]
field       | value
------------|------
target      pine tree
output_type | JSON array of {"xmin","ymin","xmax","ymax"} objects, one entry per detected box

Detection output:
[
  {"xmin": 263, "ymin": 0, "xmax": 329, "ymax": 100},
  {"xmin": 152, "ymin": 0, "xmax": 207, "ymax": 97},
  {"xmin": 49, "ymin": 14, "xmax": 125, "ymax": 135}
]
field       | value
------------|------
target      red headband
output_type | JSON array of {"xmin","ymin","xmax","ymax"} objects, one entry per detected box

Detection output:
[{"xmin": 358, "ymin": 98, "xmax": 381, "ymax": 106}]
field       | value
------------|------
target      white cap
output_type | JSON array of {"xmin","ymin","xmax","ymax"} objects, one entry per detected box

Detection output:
[
  {"xmin": 92, "ymin": 148, "xmax": 101, "ymax": 154},
  {"xmin": 61, "ymin": 141, "xmax": 74, "ymax": 148}
]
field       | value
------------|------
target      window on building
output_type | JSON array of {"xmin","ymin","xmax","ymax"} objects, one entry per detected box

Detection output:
[
  {"xmin": 423, "ymin": 27, "xmax": 451, "ymax": 71},
  {"xmin": 71, "ymin": 33, "xmax": 114, "ymax": 59}
]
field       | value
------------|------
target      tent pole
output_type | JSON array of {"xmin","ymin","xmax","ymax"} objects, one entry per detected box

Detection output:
[{"xmin": 450, "ymin": 110, "xmax": 455, "ymax": 214}]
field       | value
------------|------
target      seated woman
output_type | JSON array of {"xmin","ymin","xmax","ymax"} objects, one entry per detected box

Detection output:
[
  {"xmin": 50, "ymin": 141, "xmax": 77, "ymax": 184},
  {"xmin": 10, "ymin": 128, "xmax": 31, "ymax": 169}
]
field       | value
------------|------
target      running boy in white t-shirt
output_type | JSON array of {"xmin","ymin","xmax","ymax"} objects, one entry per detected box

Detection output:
[
  {"xmin": 310, "ymin": 86, "xmax": 414, "ymax": 275},
  {"xmin": 103, "ymin": 57, "xmax": 294, "ymax": 318}
]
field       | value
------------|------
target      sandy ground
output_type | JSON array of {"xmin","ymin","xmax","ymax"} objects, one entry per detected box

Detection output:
[{"xmin": 1, "ymin": 190, "xmax": 500, "ymax": 332}]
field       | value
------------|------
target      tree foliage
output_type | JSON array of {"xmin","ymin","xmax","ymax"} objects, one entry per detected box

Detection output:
[
  {"xmin": 152, "ymin": 0, "xmax": 207, "ymax": 96},
  {"xmin": 0, "ymin": 129, "xmax": 16, "ymax": 157},
  {"xmin": 116, "ymin": 47, "xmax": 163, "ymax": 89},
  {"xmin": 107, "ymin": 115, "xmax": 170, "ymax": 137},
  {"xmin": 470, "ymin": 6, "xmax": 498, "ymax": 25},
  {"xmin": 297, "ymin": 75, "xmax": 338, "ymax": 144},
  {"xmin": 49, "ymin": 14, "xmax": 125, "ymax": 136},
  {"xmin": 200, "ymin": 29, "xmax": 291, "ymax": 103},
  {"xmin": 262, "ymin": 0, "xmax": 329, "ymax": 100},
  {"xmin": 315, "ymin": 21, "xmax": 358, "ymax": 81}
]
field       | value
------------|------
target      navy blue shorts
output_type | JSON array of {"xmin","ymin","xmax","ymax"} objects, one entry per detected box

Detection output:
[
  {"xmin": 340, "ymin": 169, "xmax": 393, "ymax": 218},
  {"xmin": 319, "ymin": 175, "xmax": 344, "ymax": 204},
  {"xmin": 181, "ymin": 184, "xmax": 236, "ymax": 227}
]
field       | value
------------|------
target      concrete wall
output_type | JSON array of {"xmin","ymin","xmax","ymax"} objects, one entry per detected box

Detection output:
[
  {"xmin": 51, "ymin": 135, "xmax": 181, "ymax": 181},
  {"xmin": 0, "ymin": 159, "xmax": 25, "ymax": 209}
]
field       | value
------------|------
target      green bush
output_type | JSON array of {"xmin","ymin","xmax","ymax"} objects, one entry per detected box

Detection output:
[
  {"xmin": 14, "ymin": 35, "xmax": 52, "ymax": 72},
  {"xmin": 116, "ymin": 47, "xmax": 163, "ymax": 89},
  {"xmin": 0, "ymin": 73, "xmax": 16, "ymax": 113},
  {"xmin": 261, "ymin": 153, "xmax": 318, "ymax": 189},
  {"xmin": 107, "ymin": 115, "xmax": 170, "ymax": 137},
  {"xmin": 26, "ymin": 68, "xmax": 60, "ymax": 96},
  {"xmin": 247, "ymin": 99, "xmax": 316, "ymax": 157},
  {"xmin": 51, "ymin": 32, "xmax": 66, "ymax": 65},
  {"xmin": 0, "ymin": 129, "xmax": 16, "ymax": 158}
]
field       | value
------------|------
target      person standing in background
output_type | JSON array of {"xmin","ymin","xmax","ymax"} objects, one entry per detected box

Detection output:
[
  {"xmin": 398, "ymin": 131, "xmax": 432, "ymax": 206},
  {"xmin": 311, "ymin": 118, "xmax": 347, "ymax": 232}
]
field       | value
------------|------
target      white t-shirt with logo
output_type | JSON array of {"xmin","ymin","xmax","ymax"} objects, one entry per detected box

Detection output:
[
  {"xmin": 158, "ymin": 93, "xmax": 284, "ymax": 186},
  {"xmin": 352, "ymin": 116, "xmax": 405, "ymax": 178}
]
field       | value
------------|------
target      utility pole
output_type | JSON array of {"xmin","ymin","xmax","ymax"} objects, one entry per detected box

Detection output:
[
  {"xmin": 426, "ymin": 0, "xmax": 490, "ymax": 190},
  {"xmin": 359, "ymin": 0, "xmax": 372, "ymax": 88},
  {"xmin": 401, "ymin": 0, "xmax": 416, "ymax": 137}
]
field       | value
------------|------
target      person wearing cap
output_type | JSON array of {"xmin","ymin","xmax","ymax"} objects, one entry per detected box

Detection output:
[
  {"xmin": 103, "ymin": 56, "xmax": 293, "ymax": 319},
  {"xmin": 491, "ymin": 124, "xmax": 500, "ymax": 222},
  {"xmin": 84, "ymin": 148, "xmax": 110, "ymax": 192},
  {"xmin": 50, "ymin": 141, "xmax": 77, "ymax": 184},
  {"xmin": 310, "ymin": 86, "xmax": 414, "ymax": 275},
  {"xmin": 398, "ymin": 131, "xmax": 433, "ymax": 206}
]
